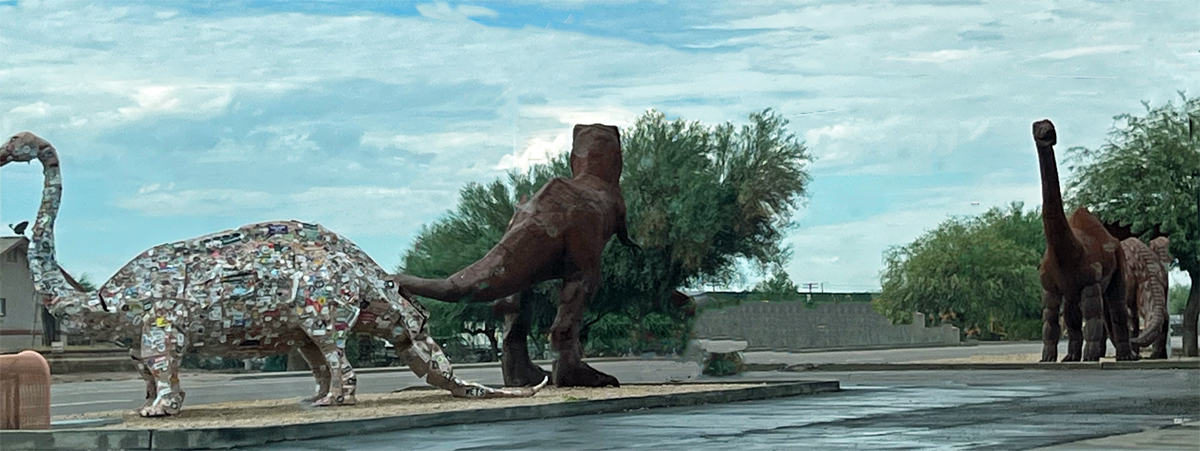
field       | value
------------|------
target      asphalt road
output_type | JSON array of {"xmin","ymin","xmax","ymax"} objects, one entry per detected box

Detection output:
[
  {"xmin": 246, "ymin": 369, "xmax": 1199, "ymax": 451},
  {"xmin": 743, "ymin": 337, "xmax": 1188, "ymax": 365},
  {"xmin": 51, "ymin": 338, "xmax": 1188, "ymax": 417}
]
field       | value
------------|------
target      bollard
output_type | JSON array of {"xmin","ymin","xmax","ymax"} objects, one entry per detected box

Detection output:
[{"xmin": 0, "ymin": 350, "xmax": 52, "ymax": 430}]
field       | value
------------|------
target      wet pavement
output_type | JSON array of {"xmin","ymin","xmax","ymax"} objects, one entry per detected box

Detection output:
[{"xmin": 244, "ymin": 369, "xmax": 1199, "ymax": 451}]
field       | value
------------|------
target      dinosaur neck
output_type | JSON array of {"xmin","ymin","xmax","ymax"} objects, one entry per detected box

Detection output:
[
  {"xmin": 27, "ymin": 146, "xmax": 78, "ymax": 303},
  {"xmin": 1037, "ymin": 142, "xmax": 1078, "ymax": 258}
]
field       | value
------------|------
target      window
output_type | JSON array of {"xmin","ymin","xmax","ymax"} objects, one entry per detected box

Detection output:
[
  {"xmin": 3, "ymin": 251, "xmax": 16, "ymax": 263},
  {"xmin": 0, "ymin": 298, "xmax": 6, "ymax": 317}
]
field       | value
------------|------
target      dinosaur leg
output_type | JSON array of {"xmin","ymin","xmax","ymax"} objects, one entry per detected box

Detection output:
[
  {"xmin": 1061, "ymin": 295, "xmax": 1084, "ymax": 362},
  {"xmin": 306, "ymin": 330, "xmax": 355, "ymax": 407},
  {"xmin": 1153, "ymin": 317, "xmax": 1169, "ymax": 359},
  {"xmin": 1081, "ymin": 284, "xmax": 1108, "ymax": 361},
  {"xmin": 551, "ymin": 271, "xmax": 619, "ymax": 388},
  {"xmin": 494, "ymin": 292, "xmax": 551, "ymax": 387},
  {"xmin": 1041, "ymin": 290, "xmax": 1062, "ymax": 362},
  {"xmin": 1126, "ymin": 280, "xmax": 1142, "ymax": 355},
  {"xmin": 396, "ymin": 333, "xmax": 546, "ymax": 397},
  {"xmin": 297, "ymin": 339, "xmax": 332, "ymax": 403},
  {"xmin": 1149, "ymin": 281, "xmax": 1170, "ymax": 360},
  {"xmin": 138, "ymin": 307, "xmax": 187, "ymax": 417},
  {"xmin": 1104, "ymin": 271, "xmax": 1136, "ymax": 361},
  {"xmin": 132, "ymin": 353, "xmax": 155, "ymax": 410}
]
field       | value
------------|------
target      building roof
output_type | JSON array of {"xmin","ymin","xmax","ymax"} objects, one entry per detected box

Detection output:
[
  {"xmin": 1, "ymin": 235, "xmax": 29, "ymax": 255},
  {"xmin": 1, "ymin": 235, "xmax": 88, "ymax": 292}
]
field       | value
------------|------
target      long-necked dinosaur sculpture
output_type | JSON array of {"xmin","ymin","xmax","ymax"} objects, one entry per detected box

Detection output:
[
  {"xmin": 394, "ymin": 124, "xmax": 637, "ymax": 388},
  {"xmin": 1, "ymin": 132, "xmax": 543, "ymax": 417},
  {"xmin": 1031, "ymin": 120, "xmax": 1135, "ymax": 362}
]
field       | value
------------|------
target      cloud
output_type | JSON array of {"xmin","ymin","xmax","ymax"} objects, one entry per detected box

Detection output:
[
  {"xmin": 1031, "ymin": 45, "xmax": 1139, "ymax": 60},
  {"xmin": 117, "ymin": 184, "xmax": 274, "ymax": 217},
  {"xmin": 496, "ymin": 129, "xmax": 570, "ymax": 171},
  {"xmin": 3, "ymin": 0, "xmax": 1195, "ymax": 290},
  {"xmin": 885, "ymin": 48, "xmax": 983, "ymax": 63},
  {"xmin": 416, "ymin": 2, "xmax": 499, "ymax": 22}
]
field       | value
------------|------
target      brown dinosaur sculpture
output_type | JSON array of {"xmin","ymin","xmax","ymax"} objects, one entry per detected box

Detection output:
[
  {"xmin": 1121, "ymin": 237, "xmax": 1170, "ymax": 359},
  {"xmin": 394, "ymin": 123, "xmax": 637, "ymax": 387},
  {"xmin": 2, "ymin": 132, "xmax": 543, "ymax": 417},
  {"xmin": 492, "ymin": 290, "xmax": 552, "ymax": 387},
  {"xmin": 1032, "ymin": 120, "xmax": 1135, "ymax": 362}
]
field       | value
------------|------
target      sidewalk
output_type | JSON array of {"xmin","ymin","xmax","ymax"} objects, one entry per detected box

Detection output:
[
  {"xmin": 228, "ymin": 356, "xmax": 638, "ymax": 380},
  {"xmin": 1033, "ymin": 420, "xmax": 1199, "ymax": 450}
]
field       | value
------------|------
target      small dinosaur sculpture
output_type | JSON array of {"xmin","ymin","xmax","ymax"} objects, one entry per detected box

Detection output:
[
  {"xmin": 1121, "ymin": 237, "xmax": 1169, "ymax": 359},
  {"xmin": 2, "ymin": 132, "xmax": 543, "ymax": 417},
  {"xmin": 394, "ymin": 123, "xmax": 637, "ymax": 388},
  {"xmin": 1031, "ymin": 120, "xmax": 1135, "ymax": 362}
]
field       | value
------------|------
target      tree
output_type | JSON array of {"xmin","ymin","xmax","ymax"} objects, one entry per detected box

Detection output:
[
  {"xmin": 400, "ymin": 108, "xmax": 813, "ymax": 357},
  {"xmin": 75, "ymin": 273, "xmax": 97, "ymax": 292},
  {"xmin": 753, "ymin": 265, "xmax": 800, "ymax": 295},
  {"xmin": 1170, "ymin": 282, "xmax": 1189, "ymax": 315},
  {"xmin": 1066, "ymin": 93, "xmax": 1200, "ymax": 355},
  {"xmin": 875, "ymin": 202, "xmax": 1045, "ymax": 340}
]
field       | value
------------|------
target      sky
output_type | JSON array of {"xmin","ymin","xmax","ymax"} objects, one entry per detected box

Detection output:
[{"xmin": 1, "ymin": 0, "xmax": 1196, "ymax": 292}]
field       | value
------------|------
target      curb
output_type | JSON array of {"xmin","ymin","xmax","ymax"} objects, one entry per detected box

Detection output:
[
  {"xmin": 781, "ymin": 360, "xmax": 1200, "ymax": 372},
  {"xmin": 227, "ymin": 356, "xmax": 650, "ymax": 381},
  {"xmin": 1, "ymin": 380, "xmax": 838, "ymax": 451}
]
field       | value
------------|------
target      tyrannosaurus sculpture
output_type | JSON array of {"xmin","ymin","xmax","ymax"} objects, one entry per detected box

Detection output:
[
  {"xmin": 1031, "ymin": 120, "xmax": 1135, "ymax": 362},
  {"xmin": 1123, "ymin": 237, "xmax": 1171, "ymax": 358},
  {"xmin": 2, "ymin": 132, "xmax": 543, "ymax": 417},
  {"xmin": 394, "ymin": 123, "xmax": 637, "ymax": 388}
]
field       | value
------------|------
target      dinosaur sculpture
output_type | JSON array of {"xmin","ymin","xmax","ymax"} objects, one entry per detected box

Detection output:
[
  {"xmin": 1, "ymin": 132, "xmax": 543, "ymax": 417},
  {"xmin": 492, "ymin": 290, "xmax": 552, "ymax": 387},
  {"xmin": 394, "ymin": 123, "xmax": 637, "ymax": 388},
  {"xmin": 1031, "ymin": 120, "xmax": 1135, "ymax": 362},
  {"xmin": 1121, "ymin": 237, "xmax": 1170, "ymax": 359}
]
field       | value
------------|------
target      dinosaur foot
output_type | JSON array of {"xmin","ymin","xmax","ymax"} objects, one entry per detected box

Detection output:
[
  {"xmin": 1039, "ymin": 347, "xmax": 1057, "ymax": 363},
  {"xmin": 311, "ymin": 393, "xmax": 357, "ymax": 407},
  {"xmin": 1148, "ymin": 350, "xmax": 1167, "ymax": 360},
  {"xmin": 1113, "ymin": 344, "xmax": 1138, "ymax": 361},
  {"xmin": 553, "ymin": 361, "xmax": 620, "ymax": 388},
  {"xmin": 502, "ymin": 354, "xmax": 552, "ymax": 387},
  {"xmin": 1082, "ymin": 342, "xmax": 1106, "ymax": 362},
  {"xmin": 138, "ymin": 391, "xmax": 185, "ymax": 418},
  {"xmin": 1059, "ymin": 353, "xmax": 1081, "ymax": 363},
  {"xmin": 302, "ymin": 392, "xmax": 330, "ymax": 403}
]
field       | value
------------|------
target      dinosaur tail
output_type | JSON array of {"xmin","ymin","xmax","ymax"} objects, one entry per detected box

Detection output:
[{"xmin": 1130, "ymin": 288, "xmax": 1167, "ymax": 347}]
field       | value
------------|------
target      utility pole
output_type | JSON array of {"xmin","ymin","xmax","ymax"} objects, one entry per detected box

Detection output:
[{"xmin": 802, "ymin": 283, "xmax": 820, "ymax": 293}]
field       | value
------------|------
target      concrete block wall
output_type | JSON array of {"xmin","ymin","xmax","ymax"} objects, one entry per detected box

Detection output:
[{"xmin": 692, "ymin": 301, "xmax": 959, "ymax": 351}]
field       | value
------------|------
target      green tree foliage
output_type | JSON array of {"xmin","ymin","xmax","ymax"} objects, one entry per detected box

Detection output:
[
  {"xmin": 1170, "ymin": 282, "xmax": 1189, "ymax": 315},
  {"xmin": 753, "ymin": 266, "xmax": 800, "ymax": 295},
  {"xmin": 75, "ymin": 273, "xmax": 97, "ymax": 292},
  {"xmin": 875, "ymin": 202, "xmax": 1045, "ymax": 340},
  {"xmin": 1065, "ymin": 93, "xmax": 1200, "ymax": 355},
  {"xmin": 400, "ymin": 108, "xmax": 813, "ymax": 357}
]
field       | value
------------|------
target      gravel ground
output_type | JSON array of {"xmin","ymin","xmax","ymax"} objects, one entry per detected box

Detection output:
[{"xmin": 55, "ymin": 383, "xmax": 765, "ymax": 430}]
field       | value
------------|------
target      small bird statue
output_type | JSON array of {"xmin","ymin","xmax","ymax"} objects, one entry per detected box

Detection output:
[{"xmin": 8, "ymin": 220, "xmax": 29, "ymax": 236}]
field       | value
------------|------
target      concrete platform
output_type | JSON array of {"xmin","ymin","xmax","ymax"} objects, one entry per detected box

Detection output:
[{"xmin": 0, "ymin": 380, "xmax": 839, "ymax": 451}]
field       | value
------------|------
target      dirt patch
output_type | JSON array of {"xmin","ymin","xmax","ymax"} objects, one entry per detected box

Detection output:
[{"xmin": 55, "ymin": 383, "xmax": 764, "ymax": 430}]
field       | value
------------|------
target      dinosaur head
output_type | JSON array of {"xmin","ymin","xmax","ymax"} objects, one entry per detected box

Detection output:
[
  {"xmin": 2, "ymin": 132, "xmax": 52, "ymax": 167},
  {"xmin": 570, "ymin": 124, "xmax": 623, "ymax": 185},
  {"xmin": 1031, "ymin": 120, "xmax": 1056, "ymax": 148}
]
